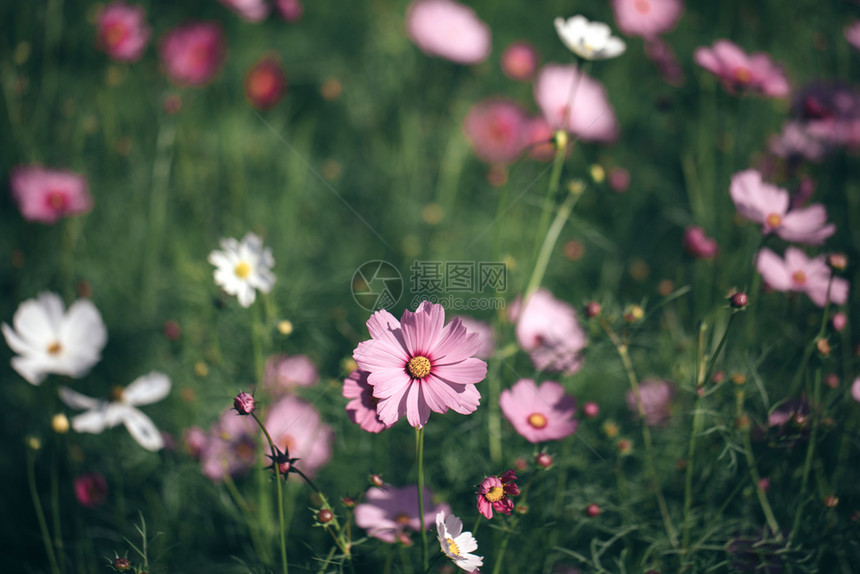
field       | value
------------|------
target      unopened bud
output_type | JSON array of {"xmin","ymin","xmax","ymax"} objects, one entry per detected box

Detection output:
[
  {"xmin": 515, "ymin": 504, "xmax": 529, "ymax": 514},
  {"xmin": 52, "ymin": 413, "xmax": 69, "ymax": 434},
  {"xmin": 514, "ymin": 457, "xmax": 528, "ymax": 471},
  {"xmin": 535, "ymin": 452, "xmax": 553, "ymax": 468},
  {"xmin": 828, "ymin": 253, "xmax": 847, "ymax": 271},
  {"xmin": 590, "ymin": 164, "xmax": 605, "ymax": 183},
  {"xmin": 26, "ymin": 436, "xmax": 41, "ymax": 451},
  {"xmin": 731, "ymin": 373, "xmax": 746, "ymax": 385},
  {"xmin": 832, "ymin": 312, "xmax": 847, "ymax": 332},
  {"xmin": 583, "ymin": 401, "xmax": 599, "ymax": 418},
  {"xmin": 163, "ymin": 320, "xmax": 181, "ymax": 341},
  {"xmin": 584, "ymin": 301, "xmax": 602, "ymax": 318},
  {"xmin": 758, "ymin": 478, "xmax": 771, "ymax": 492},
  {"xmin": 824, "ymin": 495, "xmax": 839, "ymax": 508},
  {"xmin": 617, "ymin": 438, "xmax": 633, "ymax": 455},
  {"xmin": 278, "ymin": 320, "xmax": 293, "ymax": 335},
  {"xmin": 342, "ymin": 496, "xmax": 356, "ymax": 508},
  {"xmin": 712, "ymin": 371, "xmax": 725, "ymax": 384},
  {"xmin": 370, "ymin": 473, "xmax": 384, "ymax": 488},
  {"xmin": 585, "ymin": 503, "xmax": 601, "ymax": 517},
  {"xmin": 825, "ymin": 373, "xmax": 839, "ymax": 389},
  {"xmin": 816, "ymin": 338, "xmax": 831, "ymax": 356},
  {"xmin": 113, "ymin": 557, "xmax": 131, "ymax": 571},
  {"xmin": 233, "ymin": 392, "xmax": 255, "ymax": 415},
  {"xmin": 317, "ymin": 508, "xmax": 334, "ymax": 524},
  {"xmin": 624, "ymin": 304, "xmax": 644, "ymax": 323},
  {"xmin": 729, "ymin": 291, "xmax": 748, "ymax": 309},
  {"xmin": 736, "ymin": 415, "xmax": 751, "ymax": 431}
]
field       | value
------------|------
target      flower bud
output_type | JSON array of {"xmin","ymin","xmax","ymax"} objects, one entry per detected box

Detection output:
[
  {"xmin": 816, "ymin": 338, "xmax": 831, "ymax": 357},
  {"xmin": 52, "ymin": 413, "xmax": 70, "ymax": 434},
  {"xmin": 370, "ymin": 473, "xmax": 384, "ymax": 488},
  {"xmin": 317, "ymin": 508, "xmax": 334, "ymax": 524},
  {"xmin": 163, "ymin": 320, "xmax": 181, "ymax": 341},
  {"xmin": 590, "ymin": 164, "xmax": 605, "ymax": 183},
  {"xmin": 617, "ymin": 438, "xmax": 633, "ymax": 455},
  {"xmin": 584, "ymin": 301, "xmax": 602, "ymax": 318},
  {"xmin": 828, "ymin": 253, "xmax": 847, "ymax": 271},
  {"xmin": 608, "ymin": 167, "xmax": 630, "ymax": 193},
  {"xmin": 535, "ymin": 452, "xmax": 553, "ymax": 468},
  {"xmin": 832, "ymin": 312, "xmax": 847, "ymax": 332},
  {"xmin": 825, "ymin": 373, "xmax": 839, "ymax": 389},
  {"xmin": 342, "ymin": 496, "xmax": 356, "ymax": 508},
  {"xmin": 683, "ymin": 226, "xmax": 719, "ymax": 260},
  {"xmin": 113, "ymin": 557, "xmax": 131, "ymax": 571},
  {"xmin": 514, "ymin": 457, "xmax": 528, "ymax": 471},
  {"xmin": 712, "ymin": 371, "xmax": 725, "ymax": 384},
  {"xmin": 624, "ymin": 304, "xmax": 644, "ymax": 323},
  {"xmin": 515, "ymin": 504, "xmax": 529, "ymax": 514},
  {"xmin": 585, "ymin": 503, "xmax": 601, "ymax": 517},
  {"xmin": 583, "ymin": 401, "xmax": 599, "ymax": 418},
  {"xmin": 729, "ymin": 291, "xmax": 748, "ymax": 309},
  {"xmin": 758, "ymin": 478, "xmax": 771, "ymax": 492},
  {"xmin": 824, "ymin": 495, "xmax": 839, "ymax": 508},
  {"xmin": 731, "ymin": 373, "xmax": 746, "ymax": 385},
  {"xmin": 233, "ymin": 392, "xmax": 255, "ymax": 415},
  {"xmin": 278, "ymin": 320, "xmax": 294, "ymax": 335}
]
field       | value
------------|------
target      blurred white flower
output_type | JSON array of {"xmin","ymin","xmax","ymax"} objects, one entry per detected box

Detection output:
[
  {"xmin": 2, "ymin": 292, "xmax": 107, "ymax": 385},
  {"xmin": 435, "ymin": 510, "xmax": 483, "ymax": 572},
  {"xmin": 208, "ymin": 232, "xmax": 276, "ymax": 307},
  {"xmin": 59, "ymin": 372, "xmax": 171, "ymax": 451},
  {"xmin": 554, "ymin": 15, "xmax": 626, "ymax": 60}
]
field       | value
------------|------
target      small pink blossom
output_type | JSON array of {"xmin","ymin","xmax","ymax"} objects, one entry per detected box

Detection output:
[
  {"xmin": 264, "ymin": 395, "xmax": 334, "ymax": 477},
  {"xmin": 524, "ymin": 116, "xmax": 557, "ymax": 162},
  {"xmin": 694, "ymin": 40, "xmax": 790, "ymax": 98},
  {"xmin": 218, "ymin": 0, "xmax": 270, "ymax": 22},
  {"xmin": 730, "ymin": 169, "xmax": 835, "ymax": 245},
  {"xmin": 644, "ymin": 37, "xmax": 684, "ymax": 86},
  {"xmin": 499, "ymin": 379, "xmax": 578, "ymax": 443},
  {"xmin": 343, "ymin": 369, "xmax": 393, "ymax": 434},
  {"xmin": 609, "ymin": 166, "xmax": 630, "ymax": 192},
  {"xmin": 10, "ymin": 166, "xmax": 92, "ymax": 224},
  {"xmin": 353, "ymin": 301, "xmax": 488, "ymax": 428},
  {"xmin": 354, "ymin": 484, "xmax": 450, "ymax": 543},
  {"xmin": 627, "ymin": 379, "xmax": 674, "ymax": 426},
  {"xmin": 96, "ymin": 2, "xmax": 151, "ymax": 62},
  {"xmin": 276, "ymin": 0, "xmax": 303, "ymax": 22},
  {"xmin": 184, "ymin": 426, "xmax": 208, "ymax": 457},
  {"xmin": 463, "ymin": 99, "xmax": 530, "ymax": 165},
  {"xmin": 74, "ymin": 472, "xmax": 108, "ymax": 507},
  {"xmin": 476, "ymin": 470, "xmax": 518, "ymax": 519},
  {"xmin": 534, "ymin": 64, "xmax": 619, "ymax": 143},
  {"xmin": 852, "ymin": 378, "xmax": 860, "ymax": 403},
  {"xmin": 509, "ymin": 289, "xmax": 587, "ymax": 375},
  {"xmin": 159, "ymin": 22, "xmax": 226, "ymax": 87},
  {"xmin": 501, "ymin": 42, "xmax": 538, "ymax": 81},
  {"xmin": 245, "ymin": 56, "xmax": 287, "ymax": 110},
  {"xmin": 264, "ymin": 353, "xmax": 318, "ymax": 393},
  {"xmin": 682, "ymin": 225, "xmax": 719, "ymax": 259},
  {"xmin": 756, "ymin": 247, "xmax": 850, "ymax": 308},
  {"xmin": 199, "ymin": 408, "xmax": 258, "ymax": 482},
  {"xmin": 768, "ymin": 121, "xmax": 827, "ymax": 163},
  {"xmin": 846, "ymin": 22, "xmax": 860, "ymax": 51},
  {"xmin": 832, "ymin": 312, "xmax": 847, "ymax": 332},
  {"xmin": 612, "ymin": 0, "xmax": 683, "ymax": 38},
  {"xmin": 406, "ymin": 0, "xmax": 491, "ymax": 65}
]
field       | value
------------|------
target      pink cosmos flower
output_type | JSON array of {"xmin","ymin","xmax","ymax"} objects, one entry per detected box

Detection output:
[
  {"xmin": 343, "ymin": 369, "xmax": 393, "ymax": 433},
  {"xmin": 453, "ymin": 316, "xmax": 494, "ymax": 359},
  {"xmin": 353, "ymin": 301, "xmax": 488, "ymax": 428},
  {"xmin": 476, "ymin": 470, "xmax": 518, "ymax": 519},
  {"xmin": 264, "ymin": 353, "xmax": 318, "ymax": 393},
  {"xmin": 852, "ymin": 378, "xmax": 860, "ymax": 403},
  {"xmin": 184, "ymin": 426, "xmax": 208, "ymax": 457},
  {"xmin": 198, "ymin": 408, "xmax": 258, "ymax": 482},
  {"xmin": 846, "ymin": 22, "xmax": 860, "ymax": 51},
  {"xmin": 534, "ymin": 64, "xmax": 619, "ymax": 143},
  {"xmin": 245, "ymin": 56, "xmax": 287, "ymax": 110},
  {"xmin": 218, "ymin": 0, "xmax": 270, "ymax": 22},
  {"xmin": 509, "ymin": 289, "xmax": 587, "ymax": 375},
  {"xmin": 463, "ymin": 99, "xmax": 530, "ymax": 165},
  {"xmin": 276, "ymin": 0, "xmax": 303, "ymax": 22},
  {"xmin": 159, "ymin": 22, "xmax": 226, "ymax": 87},
  {"xmin": 354, "ymin": 484, "xmax": 451, "ymax": 543},
  {"xmin": 644, "ymin": 37, "xmax": 684, "ymax": 86},
  {"xmin": 501, "ymin": 42, "xmax": 538, "ymax": 81},
  {"xmin": 74, "ymin": 472, "xmax": 108, "ymax": 507},
  {"xmin": 626, "ymin": 379, "xmax": 674, "ymax": 426},
  {"xmin": 406, "ymin": 0, "xmax": 491, "ymax": 65},
  {"xmin": 612, "ymin": 0, "xmax": 683, "ymax": 38},
  {"xmin": 682, "ymin": 225, "xmax": 718, "ymax": 259},
  {"xmin": 768, "ymin": 121, "xmax": 826, "ymax": 163},
  {"xmin": 10, "ymin": 166, "xmax": 92, "ymax": 224},
  {"xmin": 524, "ymin": 116, "xmax": 557, "ymax": 162},
  {"xmin": 96, "ymin": 2, "xmax": 151, "ymax": 62},
  {"xmin": 730, "ymin": 169, "xmax": 835, "ymax": 245},
  {"xmin": 264, "ymin": 395, "xmax": 334, "ymax": 477},
  {"xmin": 756, "ymin": 247, "xmax": 849, "ymax": 308},
  {"xmin": 694, "ymin": 40, "xmax": 790, "ymax": 98},
  {"xmin": 499, "ymin": 379, "xmax": 578, "ymax": 443}
]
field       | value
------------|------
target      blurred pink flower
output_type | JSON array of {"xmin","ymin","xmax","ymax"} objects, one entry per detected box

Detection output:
[
  {"xmin": 476, "ymin": 470, "xmax": 518, "ymax": 519},
  {"xmin": 453, "ymin": 316, "xmax": 494, "ymax": 359},
  {"xmin": 183, "ymin": 426, "xmax": 208, "ymax": 457},
  {"xmin": 199, "ymin": 408, "xmax": 258, "ymax": 482},
  {"xmin": 768, "ymin": 121, "xmax": 826, "ymax": 163},
  {"xmin": 534, "ymin": 64, "xmax": 619, "ymax": 143},
  {"xmin": 265, "ymin": 395, "xmax": 334, "ymax": 477},
  {"xmin": 276, "ymin": 0, "xmax": 303, "ymax": 22},
  {"xmin": 845, "ymin": 22, "xmax": 860, "ymax": 51},
  {"xmin": 756, "ymin": 247, "xmax": 849, "ymax": 307},
  {"xmin": 245, "ymin": 56, "xmax": 287, "ymax": 110},
  {"xmin": 74, "ymin": 472, "xmax": 108, "ymax": 507},
  {"xmin": 609, "ymin": 166, "xmax": 630, "ymax": 192},
  {"xmin": 406, "ymin": 0, "xmax": 491, "ymax": 65},
  {"xmin": 500, "ymin": 379, "xmax": 578, "ymax": 443},
  {"xmin": 524, "ymin": 116, "xmax": 557, "ymax": 161},
  {"xmin": 509, "ymin": 289, "xmax": 587, "ymax": 375},
  {"xmin": 612, "ymin": 0, "xmax": 683, "ymax": 38},
  {"xmin": 96, "ymin": 2, "xmax": 151, "ymax": 62},
  {"xmin": 159, "ymin": 22, "xmax": 225, "ymax": 86},
  {"xmin": 730, "ymin": 169, "xmax": 835, "ymax": 245},
  {"xmin": 501, "ymin": 42, "xmax": 538, "ymax": 81},
  {"xmin": 852, "ymin": 378, "xmax": 860, "ymax": 403},
  {"xmin": 343, "ymin": 369, "xmax": 392, "ymax": 433},
  {"xmin": 218, "ymin": 0, "xmax": 270, "ymax": 22},
  {"xmin": 463, "ymin": 99, "xmax": 530, "ymax": 164},
  {"xmin": 10, "ymin": 166, "xmax": 92, "ymax": 224},
  {"xmin": 264, "ymin": 353, "xmax": 318, "ymax": 393},
  {"xmin": 694, "ymin": 40, "xmax": 790, "ymax": 98},
  {"xmin": 626, "ymin": 378, "xmax": 674, "ymax": 426},
  {"xmin": 353, "ymin": 301, "xmax": 487, "ymax": 428},
  {"xmin": 682, "ymin": 225, "xmax": 718, "ymax": 259},
  {"xmin": 355, "ymin": 484, "xmax": 450, "ymax": 543},
  {"xmin": 644, "ymin": 37, "xmax": 685, "ymax": 86}
]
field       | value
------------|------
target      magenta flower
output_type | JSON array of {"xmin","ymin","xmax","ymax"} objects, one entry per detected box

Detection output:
[
  {"xmin": 343, "ymin": 369, "xmax": 393, "ymax": 434},
  {"xmin": 245, "ymin": 56, "xmax": 287, "ymax": 110},
  {"xmin": 218, "ymin": 0, "xmax": 270, "ymax": 22},
  {"xmin": 354, "ymin": 484, "xmax": 450, "ymax": 543},
  {"xmin": 159, "ymin": 22, "xmax": 225, "ymax": 87},
  {"xmin": 501, "ymin": 41, "xmax": 539, "ymax": 81},
  {"xmin": 509, "ymin": 289, "xmax": 587, "ymax": 375},
  {"xmin": 406, "ymin": 0, "xmax": 491, "ymax": 65},
  {"xmin": 276, "ymin": 0, "xmax": 303, "ymax": 22},
  {"xmin": 694, "ymin": 40, "xmax": 790, "ymax": 98},
  {"xmin": 612, "ymin": 0, "xmax": 683, "ymax": 38},
  {"xmin": 476, "ymin": 470, "xmax": 518, "ymax": 519},
  {"xmin": 264, "ymin": 395, "xmax": 334, "ymax": 477},
  {"xmin": 846, "ymin": 22, "xmax": 860, "ymax": 51},
  {"xmin": 198, "ymin": 408, "xmax": 258, "ymax": 482},
  {"xmin": 74, "ymin": 472, "xmax": 108, "ymax": 507},
  {"xmin": 96, "ymin": 2, "xmax": 151, "ymax": 62},
  {"xmin": 10, "ymin": 166, "xmax": 92, "ymax": 224},
  {"xmin": 534, "ymin": 64, "xmax": 619, "ymax": 143},
  {"xmin": 499, "ymin": 379, "xmax": 578, "ymax": 443},
  {"xmin": 756, "ymin": 247, "xmax": 849, "ymax": 307},
  {"xmin": 353, "ymin": 301, "xmax": 488, "ymax": 428},
  {"xmin": 626, "ymin": 379, "xmax": 674, "ymax": 426},
  {"xmin": 264, "ymin": 353, "xmax": 318, "ymax": 394},
  {"xmin": 463, "ymin": 99, "xmax": 530, "ymax": 165},
  {"xmin": 730, "ymin": 169, "xmax": 835, "ymax": 245},
  {"xmin": 682, "ymin": 225, "xmax": 718, "ymax": 260}
]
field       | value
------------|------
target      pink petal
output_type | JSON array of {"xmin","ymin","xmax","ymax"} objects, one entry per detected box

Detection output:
[
  {"xmin": 431, "ymin": 357, "xmax": 487, "ymax": 386},
  {"xmin": 778, "ymin": 204, "xmax": 836, "ymax": 245},
  {"xmin": 368, "ymin": 368, "xmax": 412, "ymax": 399},
  {"xmin": 405, "ymin": 382, "xmax": 431, "ymax": 428},
  {"xmin": 756, "ymin": 248, "xmax": 792, "ymax": 291}
]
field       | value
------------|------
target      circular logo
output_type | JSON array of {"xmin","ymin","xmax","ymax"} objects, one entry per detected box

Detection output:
[{"xmin": 351, "ymin": 260, "xmax": 403, "ymax": 312}]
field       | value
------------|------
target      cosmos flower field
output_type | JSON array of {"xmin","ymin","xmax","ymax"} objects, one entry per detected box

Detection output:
[{"xmin": 2, "ymin": 1, "xmax": 860, "ymax": 572}]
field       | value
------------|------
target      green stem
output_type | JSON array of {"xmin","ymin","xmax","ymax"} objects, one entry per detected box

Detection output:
[
  {"xmin": 50, "ymin": 449, "xmax": 65, "ymax": 574},
  {"xmin": 416, "ymin": 426, "xmax": 428, "ymax": 572},
  {"xmin": 524, "ymin": 183, "xmax": 581, "ymax": 302},
  {"xmin": 528, "ymin": 131, "xmax": 568, "ymax": 291},
  {"xmin": 487, "ymin": 358, "xmax": 502, "ymax": 466},
  {"xmin": 27, "ymin": 447, "xmax": 61, "ymax": 574},
  {"xmin": 142, "ymin": 118, "xmax": 176, "ymax": 317},
  {"xmin": 490, "ymin": 517, "xmax": 517, "ymax": 574},
  {"xmin": 790, "ymin": 368, "xmax": 823, "ymax": 543},
  {"xmin": 252, "ymin": 412, "xmax": 288, "ymax": 574},
  {"xmin": 251, "ymin": 300, "xmax": 266, "ymax": 386},
  {"xmin": 222, "ymin": 472, "xmax": 271, "ymax": 564}
]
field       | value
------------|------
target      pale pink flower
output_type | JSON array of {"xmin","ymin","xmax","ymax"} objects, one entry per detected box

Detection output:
[
  {"xmin": 852, "ymin": 378, "xmax": 860, "ymax": 403},
  {"xmin": 845, "ymin": 22, "xmax": 860, "ymax": 51},
  {"xmin": 499, "ymin": 379, "xmax": 578, "ymax": 443},
  {"xmin": 355, "ymin": 484, "xmax": 450, "ymax": 543},
  {"xmin": 463, "ymin": 99, "xmax": 530, "ymax": 164},
  {"xmin": 768, "ymin": 121, "xmax": 826, "ymax": 163},
  {"xmin": 534, "ymin": 64, "xmax": 619, "ymax": 143},
  {"xmin": 276, "ymin": 0, "xmax": 303, "ymax": 22},
  {"xmin": 682, "ymin": 225, "xmax": 718, "ymax": 259},
  {"xmin": 694, "ymin": 40, "xmax": 790, "ymax": 98},
  {"xmin": 245, "ymin": 56, "xmax": 287, "ymax": 110},
  {"xmin": 343, "ymin": 369, "xmax": 392, "ymax": 434},
  {"xmin": 501, "ymin": 41, "xmax": 538, "ymax": 81},
  {"xmin": 159, "ymin": 22, "xmax": 226, "ymax": 86},
  {"xmin": 199, "ymin": 408, "xmax": 258, "ymax": 482},
  {"xmin": 626, "ymin": 378, "xmax": 673, "ymax": 426},
  {"xmin": 509, "ymin": 289, "xmax": 587, "ymax": 375},
  {"xmin": 74, "ymin": 472, "xmax": 108, "ymax": 507},
  {"xmin": 264, "ymin": 395, "xmax": 334, "ymax": 477},
  {"xmin": 476, "ymin": 470, "xmax": 518, "ymax": 519},
  {"xmin": 406, "ymin": 0, "xmax": 491, "ymax": 65},
  {"xmin": 96, "ymin": 2, "xmax": 151, "ymax": 62},
  {"xmin": 353, "ymin": 301, "xmax": 488, "ymax": 428},
  {"xmin": 264, "ymin": 353, "xmax": 318, "ymax": 393},
  {"xmin": 730, "ymin": 169, "xmax": 835, "ymax": 245},
  {"xmin": 756, "ymin": 247, "xmax": 850, "ymax": 307},
  {"xmin": 218, "ymin": 0, "xmax": 270, "ymax": 22},
  {"xmin": 453, "ymin": 316, "xmax": 494, "ymax": 359},
  {"xmin": 10, "ymin": 166, "xmax": 92, "ymax": 224},
  {"xmin": 612, "ymin": 0, "xmax": 683, "ymax": 38},
  {"xmin": 184, "ymin": 426, "xmax": 208, "ymax": 457}
]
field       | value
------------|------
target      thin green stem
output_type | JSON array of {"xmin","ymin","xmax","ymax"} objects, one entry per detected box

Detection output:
[
  {"xmin": 491, "ymin": 517, "xmax": 517, "ymax": 574},
  {"xmin": 790, "ymin": 368, "xmax": 823, "ymax": 543},
  {"xmin": 252, "ymin": 412, "xmax": 288, "ymax": 574},
  {"xmin": 142, "ymin": 118, "xmax": 176, "ymax": 317},
  {"xmin": 487, "ymin": 358, "xmax": 502, "ymax": 466},
  {"xmin": 524, "ymin": 183, "xmax": 581, "ymax": 302},
  {"xmin": 222, "ymin": 472, "xmax": 271, "ymax": 564},
  {"xmin": 416, "ymin": 426, "xmax": 428, "ymax": 572},
  {"xmin": 50, "ymin": 449, "xmax": 65, "ymax": 574},
  {"xmin": 252, "ymin": 299, "xmax": 266, "ymax": 386},
  {"xmin": 28, "ymin": 447, "xmax": 61, "ymax": 574}
]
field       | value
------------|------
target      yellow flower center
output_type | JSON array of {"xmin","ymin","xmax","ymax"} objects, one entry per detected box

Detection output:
[
  {"xmin": 406, "ymin": 356, "xmax": 432, "ymax": 379},
  {"xmin": 528, "ymin": 413, "xmax": 548, "ymax": 429},
  {"xmin": 766, "ymin": 213, "xmax": 782, "ymax": 228},
  {"xmin": 234, "ymin": 261, "xmax": 252, "ymax": 279},
  {"xmin": 446, "ymin": 537, "xmax": 461, "ymax": 557},
  {"xmin": 47, "ymin": 341, "xmax": 62, "ymax": 355},
  {"xmin": 792, "ymin": 270, "xmax": 807, "ymax": 285},
  {"xmin": 734, "ymin": 67, "xmax": 752, "ymax": 84},
  {"xmin": 110, "ymin": 385, "xmax": 125, "ymax": 402},
  {"xmin": 394, "ymin": 513, "xmax": 411, "ymax": 525},
  {"xmin": 485, "ymin": 485, "xmax": 505, "ymax": 502}
]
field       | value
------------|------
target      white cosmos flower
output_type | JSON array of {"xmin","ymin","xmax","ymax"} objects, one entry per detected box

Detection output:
[
  {"xmin": 2, "ymin": 292, "xmax": 107, "ymax": 385},
  {"xmin": 554, "ymin": 15, "xmax": 626, "ymax": 60},
  {"xmin": 208, "ymin": 232, "xmax": 276, "ymax": 308},
  {"xmin": 59, "ymin": 372, "xmax": 171, "ymax": 451},
  {"xmin": 435, "ymin": 510, "xmax": 483, "ymax": 572}
]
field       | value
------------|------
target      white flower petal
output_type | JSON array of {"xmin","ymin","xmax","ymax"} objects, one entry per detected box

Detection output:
[
  {"xmin": 3, "ymin": 322, "xmax": 37, "ymax": 357},
  {"xmin": 12, "ymin": 295, "xmax": 60, "ymax": 348},
  {"xmin": 10, "ymin": 355, "xmax": 50, "ymax": 385},
  {"xmin": 59, "ymin": 386, "xmax": 102, "ymax": 410},
  {"xmin": 122, "ymin": 407, "xmax": 164, "ymax": 451},
  {"xmin": 70, "ymin": 407, "xmax": 112, "ymax": 434},
  {"xmin": 123, "ymin": 372, "xmax": 171, "ymax": 406}
]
